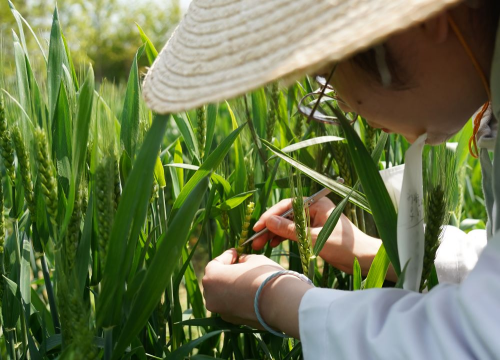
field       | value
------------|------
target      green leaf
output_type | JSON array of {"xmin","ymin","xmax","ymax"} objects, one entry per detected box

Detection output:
[
  {"xmin": 24, "ymin": 56, "xmax": 46, "ymax": 131},
  {"xmin": 13, "ymin": 39, "xmax": 31, "ymax": 117},
  {"xmin": 76, "ymin": 194, "xmax": 93, "ymax": 297},
  {"xmin": 364, "ymin": 244, "xmax": 390, "ymax": 289},
  {"xmin": 97, "ymin": 114, "xmax": 169, "ymax": 328},
  {"xmin": 280, "ymin": 136, "xmax": 344, "ymax": 153},
  {"xmin": 251, "ymin": 89, "xmax": 267, "ymax": 138},
  {"xmin": 179, "ymin": 317, "xmax": 259, "ymax": 333},
  {"xmin": 120, "ymin": 45, "xmax": 145, "ymax": 159},
  {"xmin": 455, "ymin": 120, "xmax": 473, "ymax": 170},
  {"xmin": 216, "ymin": 191, "xmax": 255, "ymax": 211},
  {"xmin": 30, "ymin": 287, "xmax": 55, "ymax": 334},
  {"xmin": 2, "ymin": 275, "xmax": 21, "ymax": 329},
  {"xmin": 154, "ymin": 156, "xmax": 166, "ymax": 188},
  {"xmin": 174, "ymin": 138, "xmax": 184, "ymax": 191},
  {"xmin": 170, "ymin": 123, "xmax": 246, "ymax": 219},
  {"xmin": 52, "ymin": 81, "xmax": 72, "ymax": 178},
  {"xmin": 8, "ymin": 1, "xmax": 29, "ymax": 56},
  {"xmin": 395, "ymin": 260, "xmax": 410, "ymax": 289},
  {"xmin": 165, "ymin": 163, "xmax": 199, "ymax": 172},
  {"xmin": 136, "ymin": 23, "xmax": 158, "ymax": 65},
  {"xmin": 113, "ymin": 177, "xmax": 209, "ymax": 359},
  {"xmin": 72, "ymin": 65, "xmax": 94, "ymax": 184},
  {"xmin": 182, "ymin": 246, "xmax": 206, "ymax": 319},
  {"xmin": 61, "ymin": 33, "xmax": 79, "ymax": 90},
  {"xmin": 313, "ymin": 191, "xmax": 351, "ymax": 256},
  {"xmin": 167, "ymin": 331, "xmax": 224, "ymax": 360},
  {"xmin": 19, "ymin": 240, "xmax": 31, "ymax": 308},
  {"xmin": 172, "ymin": 113, "xmax": 199, "ymax": 160},
  {"xmin": 119, "ymin": 150, "xmax": 132, "ymax": 187},
  {"xmin": 211, "ymin": 173, "xmax": 232, "ymax": 196},
  {"xmin": 255, "ymin": 158, "xmax": 281, "ymax": 219},
  {"xmin": 9, "ymin": 0, "xmax": 47, "ymax": 62},
  {"xmin": 59, "ymin": 65, "xmax": 94, "ymax": 240},
  {"xmin": 205, "ymin": 103, "xmax": 218, "ymax": 159},
  {"xmin": 227, "ymin": 102, "xmax": 247, "ymax": 194},
  {"xmin": 427, "ymin": 265, "xmax": 439, "ymax": 291},
  {"xmin": 372, "ymin": 132, "xmax": 389, "ymax": 163},
  {"xmin": 353, "ymin": 258, "xmax": 362, "ymax": 290},
  {"xmin": 261, "ymin": 139, "xmax": 370, "ymax": 212},
  {"xmin": 336, "ymin": 110, "xmax": 400, "ymax": 274},
  {"xmin": 47, "ymin": 5, "xmax": 70, "ymax": 123}
]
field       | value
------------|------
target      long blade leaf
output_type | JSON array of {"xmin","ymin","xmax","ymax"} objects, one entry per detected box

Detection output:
[
  {"xmin": 113, "ymin": 177, "xmax": 209, "ymax": 358},
  {"xmin": 336, "ymin": 110, "xmax": 400, "ymax": 274},
  {"xmin": 97, "ymin": 114, "xmax": 169, "ymax": 327},
  {"xmin": 261, "ymin": 139, "xmax": 370, "ymax": 212},
  {"xmin": 170, "ymin": 123, "xmax": 247, "ymax": 219}
]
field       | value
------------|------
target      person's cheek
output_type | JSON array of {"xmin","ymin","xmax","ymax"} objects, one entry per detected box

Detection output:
[{"xmin": 337, "ymin": 99, "xmax": 354, "ymax": 113}]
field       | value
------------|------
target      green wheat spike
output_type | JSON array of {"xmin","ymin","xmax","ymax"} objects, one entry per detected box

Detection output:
[
  {"xmin": 266, "ymin": 82, "xmax": 279, "ymax": 142},
  {"xmin": 0, "ymin": 94, "xmax": 16, "ymax": 183},
  {"xmin": 35, "ymin": 128, "xmax": 58, "ymax": 226},
  {"xmin": 12, "ymin": 126, "xmax": 36, "ymax": 217},
  {"xmin": 290, "ymin": 170, "xmax": 313, "ymax": 279},
  {"xmin": 237, "ymin": 201, "xmax": 255, "ymax": 255},
  {"xmin": 96, "ymin": 156, "xmax": 114, "ymax": 271},
  {"xmin": 420, "ymin": 185, "xmax": 446, "ymax": 291},
  {"xmin": 197, "ymin": 106, "xmax": 206, "ymax": 159}
]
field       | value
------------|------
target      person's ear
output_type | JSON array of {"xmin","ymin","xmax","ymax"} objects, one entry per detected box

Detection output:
[{"xmin": 422, "ymin": 12, "xmax": 449, "ymax": 44}]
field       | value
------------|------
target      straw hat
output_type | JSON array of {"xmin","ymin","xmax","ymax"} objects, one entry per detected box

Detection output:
[{"xmin": 143, "ymin": 0, "xmax": 462, "ymax": 114}]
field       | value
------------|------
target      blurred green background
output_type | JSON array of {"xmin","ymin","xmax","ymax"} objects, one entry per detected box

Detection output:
[{"xmin": 0, "ymin": 0, "xmax": 183, "ymax": 82}]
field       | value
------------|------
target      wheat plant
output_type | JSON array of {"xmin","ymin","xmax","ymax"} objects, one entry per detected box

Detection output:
[{"xmin": 0, "ymin": 3, "xmax": 483, "ymax": 359}]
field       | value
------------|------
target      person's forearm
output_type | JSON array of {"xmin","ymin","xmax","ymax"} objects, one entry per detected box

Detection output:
[
  {"xmin": 259, "ymin": 274, "xmax": 313, "ymax": 339},
  {"xmin": 317, "ymin": 232, "xmax": 398, "ymax": 283}
]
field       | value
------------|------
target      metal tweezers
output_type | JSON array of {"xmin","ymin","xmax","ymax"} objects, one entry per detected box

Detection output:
[{"xmin": 240, "ymin": 187, "xmax": 332, "ymax": 246}]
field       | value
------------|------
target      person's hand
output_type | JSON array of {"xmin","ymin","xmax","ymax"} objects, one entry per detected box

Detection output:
[
  {"xmin": 203, "ymin": 249, "xmax": 312, "ymax": 337},
  {"xmin": 251, "ymin": 197, "xmax": 387, "ymax": 278},
  {"xmin": 252, "ymin": 197, "xmax": 336, "ymax": 249},
  {"xmin": 203, "ymin": 249, "xmax": 285, "ymax": 328}
]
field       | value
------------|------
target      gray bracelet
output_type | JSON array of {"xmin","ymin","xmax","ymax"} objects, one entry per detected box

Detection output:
[{"xmin": 254, "ymin": 270, "xmax": 314, "ymax": 338}]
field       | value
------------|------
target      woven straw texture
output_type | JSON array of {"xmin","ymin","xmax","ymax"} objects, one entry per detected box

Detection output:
[{"xmin": 143, "ymin": 0, "xmax": 461, "ymax": 114}]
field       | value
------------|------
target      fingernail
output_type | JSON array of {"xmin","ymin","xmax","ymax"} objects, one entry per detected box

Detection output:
[
  {"xmin": 268, "ymin": 216, "xmax": 281, "ymax": 228},
  {"xmin": 253, "ymin": 220, "xmax": 262, "ymax": 230}
]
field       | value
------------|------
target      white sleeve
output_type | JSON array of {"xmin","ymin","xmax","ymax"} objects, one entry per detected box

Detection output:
[
  {"xmin": 298, "ymin": 233, "xmax": 500, "ymax": 360},
  {"xmin": 434, "ymin": 226, "xmax": 487, "ymax": 284}
]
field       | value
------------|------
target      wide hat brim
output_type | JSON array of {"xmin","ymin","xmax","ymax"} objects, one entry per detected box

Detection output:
[{"xmin": 143, "ymin": 0, "xmax": 462, "ymax": 114}]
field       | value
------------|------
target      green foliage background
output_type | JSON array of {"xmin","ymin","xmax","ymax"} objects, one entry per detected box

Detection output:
[
  {"xmin": 0, "ymin": 2, "xmax": 487, "ymax": 359},
  {"xmin": 0, "ymin": 0, "xmax": 181, "ymax": 82}
]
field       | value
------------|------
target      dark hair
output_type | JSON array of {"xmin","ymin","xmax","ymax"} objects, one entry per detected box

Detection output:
[
  {"xmin": 350, "ymin": 44, "xmax": 410, "ymax": 90},
  {"xmin": 470, "ymin": 0, "xmax": 500, "ymax": 47},
  {"xmin": 351, "ymin": 0, "xmax": 500, "ymax": 89}
]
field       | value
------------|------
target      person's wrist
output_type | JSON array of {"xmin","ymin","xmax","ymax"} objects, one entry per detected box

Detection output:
[
  {"xmin": 258, "ymin": 273, "xmax": 313, "ymax": 338},
  {"xmin": 356, "ymin": 234, "xmax": 382, "ymax": 275}
]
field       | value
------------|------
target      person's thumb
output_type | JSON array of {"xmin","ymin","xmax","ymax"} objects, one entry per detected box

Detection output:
[
  {"xmin": 266, "ymin": 215, "xmax": 298, "ymax": 241},
  {"xmin": 213, "ymin": 248, "xmax": 238, "ymax": 265}
]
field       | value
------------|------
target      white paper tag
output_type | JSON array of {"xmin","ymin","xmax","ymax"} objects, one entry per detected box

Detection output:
[{"xmin": 397, "ymin": 133, "xmax": 427, "ymax": 291}]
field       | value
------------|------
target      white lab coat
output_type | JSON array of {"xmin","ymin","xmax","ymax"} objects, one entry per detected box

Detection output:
[{"xmin": 298, "ymin": 83, "xmax": 498, "ymax": 360}]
